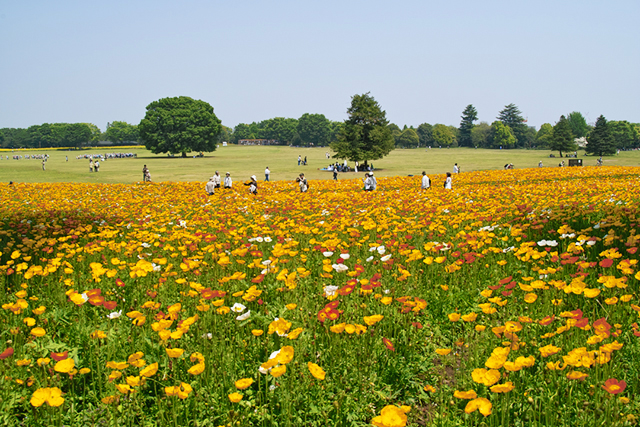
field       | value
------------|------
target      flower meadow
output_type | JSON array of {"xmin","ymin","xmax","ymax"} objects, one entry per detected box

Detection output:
[{"xmin": 1, "ymin": 166, "xmax": 640, "ymax": 427}]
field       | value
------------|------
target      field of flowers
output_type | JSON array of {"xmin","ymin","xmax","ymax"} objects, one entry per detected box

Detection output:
[{"xmin": 1, "ymin": 166, "xmax": 640, "ymax": 426}]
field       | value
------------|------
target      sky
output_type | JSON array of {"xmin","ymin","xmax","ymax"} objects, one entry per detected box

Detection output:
[{"xmin": 1, "ymin": 0, "xmax": 639, "ymax": 132}]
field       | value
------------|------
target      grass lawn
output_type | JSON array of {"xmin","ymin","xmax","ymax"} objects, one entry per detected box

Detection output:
[{"xmin": 0, "ymin": 145, "xmax": 638, "ymax": 184}]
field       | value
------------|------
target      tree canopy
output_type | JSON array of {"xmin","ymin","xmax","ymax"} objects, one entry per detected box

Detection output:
[
  {"xmin": 609, "ymin": 120, "xmax": 639, "ymax": 150},
  {"xmin": 497, "ymin": 104, "xmax": 528, "ymax": 147},
  {"xmin": 139, "ymin": 96, "xmax": 221, "ymax": 157},
  {"xmin": 458, "ymin": 104, "xmax": 478, "ymax": 147},
  {"xmin": 396, "ymin": 128, "xmax": 419, "ymax": 148},
  {"xmin": 330, "ymin": 93, "xmax": 395, "ymax": 162},
  {"xmin": 585, "ymin": 115, "xmax": 616, "ymax": 156},
  {"xmin": 490, "ymin": 121, "xmax": 516, "ymax": 149},
  {"xmin": 105, "ymin": 121, "xmax": 139, "ymax": 144},
  {"xmin": 297, "ymin": 113, "xmax": 331, "ymax": 146},
  {"xmin": 432, "ymin": 124, "xmax": 456, "ymax": 147},
  {"xmin": 550, "ymin": 115, "xmax": 576, "ymax": 157},
  {"xmin": 567, "ymin": 112, "xmax": 590, "ymax": 138}
]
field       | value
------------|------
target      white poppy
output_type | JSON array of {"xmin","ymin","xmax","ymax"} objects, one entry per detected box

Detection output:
[
  {"xmin": 236, "ymin": 310, "xmax": 251, "ymax": 321},
  {"xmin": 231, "ymin": 303, "xmax": 246, "ymax": 313}
]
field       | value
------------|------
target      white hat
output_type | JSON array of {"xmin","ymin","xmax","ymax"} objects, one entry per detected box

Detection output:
[
  {"xmin": 369, "ymin": 172, "xmax": 374, "ymax": 175},
  {"xmin": 251, "ymin": 175, "xmax": 256, "ymax": 180},
  {"xmin": 226, "ymin": 172, "xmax": 230, "ymax": 175}
]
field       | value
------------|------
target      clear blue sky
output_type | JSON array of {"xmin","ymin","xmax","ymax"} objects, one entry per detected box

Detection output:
[{"xmin": 1, "ymin": 0, "xmax": 638, "ymax": 131}]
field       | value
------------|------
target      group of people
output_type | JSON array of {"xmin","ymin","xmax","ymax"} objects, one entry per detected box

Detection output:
[
  {"xmin": 89, "ymin": 159, "xmax": 100, "ymax": 172},
  {"xmin": 205, "ymin": 171, "xmax": 233, "ymax": 195}
]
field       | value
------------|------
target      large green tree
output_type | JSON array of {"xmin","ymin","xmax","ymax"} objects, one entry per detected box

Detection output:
[
  {"xmin": 261, "ymin": 117, "xmax": 298, "ymax": 144},
  {"xmin": 458, "ymin": 104, "xmax": 478, "ymax": 147},
  {"xmin": 297, "ymin": 113, "xmax": 331, "ymax": 146},
  {"xmin": 536, "ymin": 123, "xmax": 554, "ymax": 148},
  {"xmin": 497, "ymin": 103, "xmax": 528, "ymax": 147},
  {"xmin": 139, "ymin": 96, "xmax": 221, "ymax": 157},
  {"xmin": 105, "ymin": 121, "xmax": 139, "ymax": 144},
  {"xmin": 609, "ymin": 120, "xmax": 639, "ymax": 150},
  {"xmin": 490, "ymin": 121, "xmax": 516, "ymax": 149},
  {"xmin": 585, "ymin": 115, "xmax": 616, "ymax": 156},
  {"xmin": 471, "ymin": 122, "xmax": 491, "ymax": 148},
  {"xmin": 417, "ymin": 123, "xmax": 433, "ymax": 147},
  {"xmin": 550, "ymin": 115, "xmax": 576, "ymax": 157},
  {"xmin": 432, "ymin": 124, "xmax": 456, "ymax": 147},
  {"xmin": 567, "ymin": 112, "xmax": 590, "ymax": 138},
  {"xmin": 396, "ymin": 128, "xmax": 419, "ymax": 148},
  {"xmin": 330, "ymin": 93, "xmax": 395, "ymax": 162},
  {"xmin": 63, "ymin": 123, "xmax": 92, "ymax": 148}
]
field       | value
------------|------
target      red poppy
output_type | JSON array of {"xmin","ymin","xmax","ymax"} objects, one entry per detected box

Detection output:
[
  {"xmin": 251, "ymin": 274, "xmax": 265, "ymax": 284},
  {"xmin": 51, "ymin": 351, "xmax": 68, "ymax": 361},
  {"xmin": 627, "ymin": 247, "xmax": 638, "ymax": 254},
  {"xmin": 383, "ymin": 338, "xmax": 395, "ymax": 352},
  {"xmin": 602, "ymin": 378, "xmax": 627, "ymax": 394},
  {"xmin": 115, "ymin": 278, "xmax": 125, "ymax": 287},
  {"xmin": 499, "ymin": 276, "xmax": 512, "ymax": 285},
  {"xmin": 0, "ymin": 347, "xmax": 14, "ymax": 359},
  {"xmin": 538, "ymin": 316, "xmax": 555, "ymax": 326},
  {"xmin": 599, "ymin": 259, "xmax": 613, "ymax": 268},
  {"xmin": 103, "ymin": 301, "xmax": 117, "ymax": 310}
]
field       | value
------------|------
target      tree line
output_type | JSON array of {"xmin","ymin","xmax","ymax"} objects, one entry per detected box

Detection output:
[
  {"xmin": 0, "ymin": 121, "xmax": 140, "ymax": 149},
  {"xmin": 1, "ymin": 98, "xmax": 638, "ymax": 159}
]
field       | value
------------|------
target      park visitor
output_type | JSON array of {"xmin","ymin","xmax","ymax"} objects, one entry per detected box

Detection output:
[
  {"xmin": 94, "ymin": 160, "xmax": 100, "ymax": 172},
  {"xmin": 444, "ymin": 172, "xmax": 452, "ymax": 189},
  {"xmin": 364, "ymin": 173, "xmax": 376, "ymax": 191},
  {"xmin": 89, "ymin": 159, "xmax": 94, "ymax": 172},
  {"xmin": 453, "ymin": 163, "xmax": 459, "ymax": 174},
  {"xmin": 42, "ymin": 160, "xmax": 45, "ymax": 171},
  {"xmin": 296, "ymin": 173, "xmax": 308, "ymax": 192},
  {"xmin": 224, "ymin": 172, "xmax": 232, "ymax": 188},
  {"xmin": 244, "ymin": 175, "xmax": 258, "ymax": 195},
  {"xmin": 265, "ymin": 167, "xmax": 270, "ymax": 181},
  {"xmin": 205, "ymin": 177, "xmax": 216, "ymax": 195},
  {"xmin": 143, "ymin": 165, "xmax": 149, "ymax": 182},
  {"xmin": 298, "ymin": 155, "xmax": 301, "ymax": 165},
  {"xmin": 212, "ymin": 171, "xmax": 221, "ymax": 188},
  {"xmin": 421, "ymin": 171, "xmax": 430, "ymax": 190},
  {"xmin": 333, "ymin": 169, "xmax": 338, "ymax": 180}
]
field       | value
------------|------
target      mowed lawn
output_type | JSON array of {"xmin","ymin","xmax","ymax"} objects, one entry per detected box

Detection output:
[{"xmin": 0, "ymin": 145, "xmax": 638, "ymax": 184}]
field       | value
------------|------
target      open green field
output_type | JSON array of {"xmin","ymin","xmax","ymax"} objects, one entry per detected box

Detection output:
[{"xmin": 1, "ymin": 146, "xmax": 639, "ymax": 184}]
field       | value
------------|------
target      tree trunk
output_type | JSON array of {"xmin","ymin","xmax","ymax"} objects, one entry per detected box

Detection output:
[{"xmin": 181, "ymin": 152, "xmax": 187, "ymax": 158}]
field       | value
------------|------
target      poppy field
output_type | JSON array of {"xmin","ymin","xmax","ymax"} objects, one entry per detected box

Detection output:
[{"xmin": 1, "ymin": 166, "xmax": 640, "ymax": 426}]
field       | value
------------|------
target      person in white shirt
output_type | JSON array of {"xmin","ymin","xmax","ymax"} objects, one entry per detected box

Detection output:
[
  {"xmin": 224, "ymin": 172, "xmax": 232, "ymax": 189},
  {"xmin": 421, "ymin": 171, "xmax": 430, "ymax": 190},
  {"xmin": 364, "ymin": 173, "xmax": 376, "ymax": 191},
  {"xmin": 265, "ymin": 167, "xmax": 271, "ymax": 181},
  {"xmin": 211, "ymin": 171, "xmax": 221, "ymax": 188},
  {"xmin": 453, "ymin": 163, "xmax": 459, "ymax": 174},
  {"xmin": 296, "ymin": 173, "xmax": 308, "ymax": 192},
  {"xmin": 205, "ymin": 177, "xmax": 216, "ymax": 195},
  {"xmin": 444, "ymin": 172, "xmax": 452, "ymax": 189}
]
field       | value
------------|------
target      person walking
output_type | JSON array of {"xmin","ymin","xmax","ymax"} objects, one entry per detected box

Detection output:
[
  {"xmin": 421, "ymin": 171, "xmax": 430, "ymax": 190},
  {"xmin": 94, "ymin": 160, "xmax": 100, "ymax": 172},
  {"xmin": 42, "ymin": 160, "xmax": 46, "ymax": 171},
  {"xmin": 444, "ymin": 172, "xmax": 452, "ymax": 189},
  {"xmin": 265, "ymin": 167, "xmax": 271, "ymax": 181},
  {"xmin": 205, "ymin": 177, "xmax": 216, "ymax": 195},
  {"xmin": 143, "ymin": 165, "xmax": 149, "ymax": 182},
  {"xmin": 296, "ymin": 173, "xmax": 308, "ymax": 192},
  {"xmin": 89, "ymin": 159, "xmax": 94, "ymax": 172},
  {"xmin": 212, "ymin": 171, "xmax": 221, "ymax": 188},
  {"xmin": 298, "ymin": 155, "xmax": 301, "ymax": 166},
  {"xmin": 363, "ymin": 173, "xmax": 374, "ymax": 191},
  {"xmin": 224, "ymin": 172, "xmax": 233, "ymax": 189},
  {"xmin": 333, "ymin": 169, "xmax": 338, "ymax": 180},
  {"xmin": 453, "ymin": 163, "xmax": 459, "ymax": 174},
  {"xmin": 244, "ymin": 175, "xmax": 258, "ymax": 195}
]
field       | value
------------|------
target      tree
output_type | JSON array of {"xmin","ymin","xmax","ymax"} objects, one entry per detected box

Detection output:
[
  {"xmin": 471, "ymin": 122, "xmax": 491, "ymax": 148},
  {"xmin": 490, "ymin": 121, "xmax": 516, "ymax": 149},
  {"xmin": 330, "ymin": 93, "xmax": 395, "ymax": 162},
  {"xmin": 536, "ymin": 123, "xmax": 554, "ymax": 149},
  {"xmin": 231, "ymin": 123, "xmax": 252, "ymax": 143},
  {"xmin": 261, "ymin": 117, "xmax": 298, "ymax": 144},
  {"xmin": 105, "ymin": 121, "xmax": 139, "ymax": 144},
  {"xmin": 396, "ymin": 128, "xmax": 419, "ymax": 148},
  {"xmin": 297, "ymin": 113, "xmax": 331, "ymax": 146},
  {"xmin": 432, "ymin": 124, "xmax": 455, "ymax": 147},
  {"xmin": 497, "ymin": 104, "xmax": 528, "ymax": 147},
  {"xmin": 139, "ymin": 96, "xmax": 221, "ymax": 157},
  {"xmin": 609, "ymin": 120, "xmax": 639, "ymax": 150},
  {"xmin": 63, "ymin": 123, "xmax": 92, "ymax": 148},
  {"xmin": 567, "ymin": 112, "xmax": 590, "ymax": 138},
  {"xmin": 329, "ymin": 121, "xmax": 343, "ymax": 144},
  {"xmin": 417, "ymin": 123, "xmax": 433, "ymax": 147},
  {"xmin": 458, "ymin": 104, "xmax": 478, "ymax": 147},
  {"xmin": 585, "ymin": 115, "xmax": 616, "ymax": 156},
  {"xmin": 550, "ymin": 115, "xmax": 576, "ymax": 157},
  {"xmin": 83, "ymin": 123, "xmax": 102, "ymax": 145}
]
